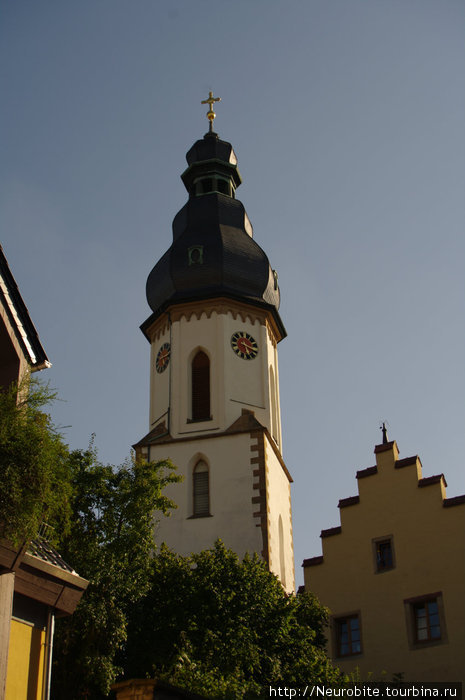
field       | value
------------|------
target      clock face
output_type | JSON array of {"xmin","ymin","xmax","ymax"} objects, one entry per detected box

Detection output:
[
  {"xmin": 155, "ymin": 343, "xmax": 171, "ymax": 373},
  {"xmin": 231, "ymin": 331, "xmax": 259, "ymax": 360}
]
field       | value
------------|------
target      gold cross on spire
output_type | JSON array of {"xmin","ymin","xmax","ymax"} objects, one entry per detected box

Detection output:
[{"xmin": 201, "ymin": 91, "xmax": 221, "ymax": 132}]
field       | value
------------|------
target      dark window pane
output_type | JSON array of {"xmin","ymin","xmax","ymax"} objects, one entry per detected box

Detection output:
[
  {"xmin": 376, "ymin": 540, "xmax": 393, "ymax": 570},
  {"xmin": 336, "ymin": 616, "xmax": 361, "ymax": 657},
  {"xmin": 192, "ymin": 351, "xmax": 210, "ymax": 420},
  {"xmin": 414, "ymin": 599, "xmax": 441, "ymax": 642}
]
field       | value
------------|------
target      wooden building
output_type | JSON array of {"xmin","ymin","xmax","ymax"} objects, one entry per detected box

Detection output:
[{"xmin": 0, "ymin": 245, "xmax": 88, "ymax": 700}]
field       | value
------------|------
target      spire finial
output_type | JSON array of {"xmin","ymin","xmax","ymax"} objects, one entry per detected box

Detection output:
[
  {"xmin": 201, "ymin": 91, "xmax": 221, "ymax": 132},
  {"xmin": 380, "ymin": 422, "xmax": 389, "ymax": 444}
]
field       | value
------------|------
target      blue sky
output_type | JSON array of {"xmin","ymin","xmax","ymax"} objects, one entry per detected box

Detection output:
[{"xmin": 1, "ymin": 0, "xmax": 464, "ymax": 586}]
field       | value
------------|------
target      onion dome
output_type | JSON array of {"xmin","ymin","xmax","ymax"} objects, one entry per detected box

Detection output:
[{"xmin": 142, "ymin": 130, "xmax": 285, "ymax": 338}]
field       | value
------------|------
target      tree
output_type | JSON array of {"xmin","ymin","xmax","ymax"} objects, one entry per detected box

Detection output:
[
  {"xmin": 0, "ymin": 374, "xmax": 181, "ymax": 698},
  {"xmin": 123, "ymin": 542, "xmax": 341, "ymax": 698},
  {"xmin": 0, "ymin": 376, "xmax": 71, "ymax": 545},
  {"xmin": 1, "ymin": 378, "xmax": 339, "ymax": 698},
  {"xmin": 51, "ymin": 448, "xmax": 180, "ymax": 699}
]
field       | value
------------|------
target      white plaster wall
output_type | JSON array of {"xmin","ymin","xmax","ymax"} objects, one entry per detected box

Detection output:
[
  {"xmin": 145, "ymin": 303, "xmax": 292, "ymax": 588},
  {"xmin": 152, "ymin": 309, "xmax": 282, "ymax": 443},
  {"xmin": 149, "ymin": 432, "xmax": 263, "ymax": 559},
  {"xmin": 223, "ymin": 313, "xmax": 265, "ymax": 425},
  {"xmin": 223, "ymin": 313, "xmax": 281, "ymax": 449},
  {"xmin": 264, "ymin": 437, "xmax": 295, "ymax": 592},
  {"xmin": 149, "ymin": 328, "xmax": 171, "ymax": 429},
  {"xmin": 170, "ymin": 312, "xmax": 221, "ymax": 436}
]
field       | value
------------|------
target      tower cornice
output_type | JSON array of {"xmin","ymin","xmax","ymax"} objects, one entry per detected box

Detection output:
[{"xmin": 141, "ymin": 296, "xmax": 286, "ymax": 345}]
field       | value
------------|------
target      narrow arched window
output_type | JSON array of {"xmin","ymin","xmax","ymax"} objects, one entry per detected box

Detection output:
[
  {"xmin": 192, "ymin": 351, "xmax": 210, "ymax": 421},
  {"xmin": 270, "ymin": 365, "xmax": 278, "ymax": 442},
  {"xmin": 278, "ymin": 514, "xmax": 287, "ymax": 588},
  {"xmin": 193, "ymin": 460, "xmax": 209, "ymax": 516}
]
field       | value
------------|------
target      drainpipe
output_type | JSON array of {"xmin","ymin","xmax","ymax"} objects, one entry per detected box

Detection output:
[
  {"xmin": 0, "ymin": 572, "xmax": 15, "ymax": 700},
  {"xmin": 43, "ymin": 610, "xmax": 55, "ymax": 700}
]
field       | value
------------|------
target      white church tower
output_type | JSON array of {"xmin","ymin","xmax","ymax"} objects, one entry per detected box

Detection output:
[{"xmin": 134, "ymin": 96, "xmax": 295, "ymax": 591}]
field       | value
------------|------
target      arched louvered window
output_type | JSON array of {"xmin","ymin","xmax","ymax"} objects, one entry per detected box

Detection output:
[
  {"xmin": 193, "ymin": 460, "xmax": 210, "ymax": 516},
  {"xmin": 192, "ymin": 351, "xmax": 210, "ymax": 421},
  {"xmin": 270, "ymin": 365, "xmax": 278, "ymax": 443}
]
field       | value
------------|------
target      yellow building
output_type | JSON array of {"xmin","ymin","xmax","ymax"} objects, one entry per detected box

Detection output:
[
  {"xmin": 1, "ymin": 537, "xmax": 88, "ymax": 700},
  {"xmin": 302, "ymin": 434, "xmax": 465, "ymax": 683}
]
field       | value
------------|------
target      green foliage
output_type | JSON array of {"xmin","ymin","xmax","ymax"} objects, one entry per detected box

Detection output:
[
  {"xmin": 0, "ymin": 374, "xmax": 182, "ymax": 697},
  {"xmin": 52, "ymin": 448, "xmax": 180, "ymax": 699},
  {"xmin": 343, "ymin": 668, "xmax": 405, "ymax": 685},
  {"xmin": 123, "ymin": 542, "xmax": 341, "ymax": 698},
  {"xmin": 1, "ymin": 376, "xmax": 339, "ymax": 698},
  {"xmin": 0, "ymin": 376, "xmax": 71, "ymax": 545}
]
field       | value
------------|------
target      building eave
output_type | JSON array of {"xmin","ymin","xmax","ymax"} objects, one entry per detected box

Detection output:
[
  {"xmin": 134, "ymin": 414, "xmax": 293, "ymax": 483},
  {"xmin": 0, "ymin": 538, "xmax": 88, "ymax": 616},
  {"xmin": 0, "ymin": 246, "xmax": 50, "ymax": 370}
]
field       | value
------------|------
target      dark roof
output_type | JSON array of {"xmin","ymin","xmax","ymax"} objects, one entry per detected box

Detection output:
[
  {"xmin": 302, "ymin": 555, "xmax": 324, "ymax": 568},
  {"xmin": 133, "ymin": 409, "xmax": 293, "ymax": 484},
  {"xmin": 356, "ymin": 465, "xmax": 377, "ymax": 479},
  {"xmin": 0, "ymin": 245, "xmax": 50, "ymax": 370},
  {"xmin": 443, "ymin": 494, "xmax": 465, "ymax": 508},
  {"xmin": 135, "ymin": 409, "xmax": 266, "ymax": 447},
  {"xmin": 0, "ymin": 536, "xmax": 88, "ymax": 616},
  {"xmin": 418, "ymin": 473, "xmax": 447, "ymax": 488},
  {"xmin": 395, "ymin": 455, "xmax": 421, "ymax": 469},
  {"xmin": 142, "ymin": 132, "xmax": 285, "ymax": 338},
  {"xmin": 27, "ymin": 536, "xmax": 76, "ymax": 574},
  {"xmin": 338, "ymin": 495, "xmax": 360, "ymax": 508},
  {"xmin": 374, "ymin": 440, "xmax": 396, "ymax": 454},
  {"xmin": 320, "ymin": 526, "xmax": 342, "ymax": 538}
]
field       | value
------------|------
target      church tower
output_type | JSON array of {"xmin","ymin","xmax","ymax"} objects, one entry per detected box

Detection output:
[{"xmin": 135, "ymin": 96, "xmax": 294, "ymax": 591}]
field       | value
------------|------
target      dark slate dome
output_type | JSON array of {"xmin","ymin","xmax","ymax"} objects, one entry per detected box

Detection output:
[{"xmin": 143, "ymin": 131, "xmax": 285, "ymax": 337}]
